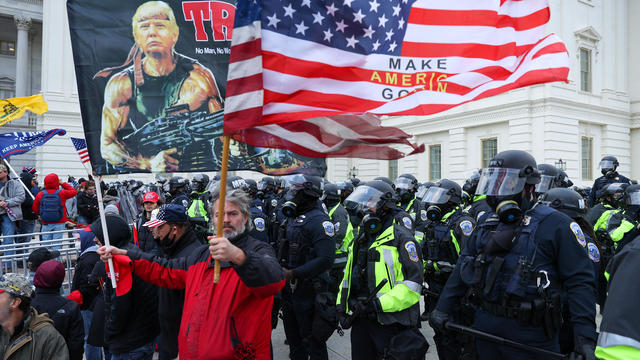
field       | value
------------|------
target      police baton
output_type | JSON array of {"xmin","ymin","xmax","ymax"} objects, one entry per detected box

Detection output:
[
  {"xmin": 341, "ymin": 278, "xmax": 388, "ymax": 330},
  {"xmin": 444, "ymin": 322, "xmax": 568, "ymax": 359}
]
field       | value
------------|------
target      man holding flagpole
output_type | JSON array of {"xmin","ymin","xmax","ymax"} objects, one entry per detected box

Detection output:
[{"xmin": 0, "ymin": 164, "xmax": 25, "ymax": 265}]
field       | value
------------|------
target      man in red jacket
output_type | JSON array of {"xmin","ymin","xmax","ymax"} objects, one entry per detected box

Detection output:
[
  {"xmin": 99, "ymin": 187, "xmax": 285, "ymax": 359},
  {"xmin": 33, "ymin": 173, "xmax": 77, "ymax": 241}
]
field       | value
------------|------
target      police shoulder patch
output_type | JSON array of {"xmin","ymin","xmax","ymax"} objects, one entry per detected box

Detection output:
[
  {"xmin": 570, "ymin": 222, "xmax": 587, "ymax": 247},
  {"xmin": 420, "ymin": 210, "xmax": 428, "ymax": 221},
  {"xmin": 182, "ymin": 199, "xmax": 189, "ymax": 208},
  {"xmin": 587, "ymin": 242, "xmax": 600, "ymax": 263},
  {"xmin": 459, "ymin": 220, "xmax": 474, "ymax": 237},
  {"xmin": 402, "ymin": 216, "xmax": 413, "ymax": 230},
  {"xmin": 254, "ymin": 217, "xmax": 266, "ymax": 232},
  {"xmin": 405, "ymin": 241, "xmax": 419, "ymax": 262},
  {"xmin": 322, "ymin": 221, "xmax": 335, "ymax": 237},
  {"xmin": 271, "ymin": 199, "xmax": 278, "ymax": 207}
]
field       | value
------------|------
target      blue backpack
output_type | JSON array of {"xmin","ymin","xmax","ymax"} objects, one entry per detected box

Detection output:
[{"xmin": 40, "ymin": 189, "xmax": 64, "ymax": 222}]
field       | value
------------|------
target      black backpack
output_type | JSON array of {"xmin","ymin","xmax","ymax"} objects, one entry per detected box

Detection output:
[{"xmin": 40, "ymin": 189, "xmax": 64, "ymax": 222}]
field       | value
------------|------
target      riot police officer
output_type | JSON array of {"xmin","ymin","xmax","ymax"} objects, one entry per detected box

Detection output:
[
  {"xmin": 535, "ymin": 164, "xmax": 561, "ymax": 198},
  {"xmin": 394, "ymin": 174, "xmax": 419, "ymax": 216},
  {"xmin": 589, "ymin": 156, "xmax": 632, "ymax": 207},
  {"xmin": 279, "ymin": 174, "xmax": 335, "ymax": 360},
  {"xmin": 420, "ymin": 179, "xmax": 476, "ymax": 358},
  {"xmin": 337, "ymin": 180, "xmax": 425, "ymax": 360},
  {"xmin": 462, "ymin": 169, "xmax": 492, "ymax": 222},
  {"xmin": 538, "ymin": 188, "xmax": 601, "ymax": 354},
  {"xmin": 165, "ymin": 176, "xmax": 190, "ymax": 209},
  {"xmin": 430, "ymin": 150, "xmax": 597, "ymax": 360},
  {"xmin": 322, "ymin": 183, "xmax": 353, "ymax": 293},
  {"xmin": 594, "ymin": 184, "xmax": 640, "ymax": 255},
  {"xmin": 337, "ymin": 181, "xmax": 354, "ymax": 203},
  {"xmin": 187, "ymin": 173, "xmax": 210, "ymax": 231},
  {"xmin": 586, "ymin": 183, "xmax": 625, "ymax": 226}
]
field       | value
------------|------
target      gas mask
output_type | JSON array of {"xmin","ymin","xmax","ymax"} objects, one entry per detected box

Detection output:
[
  {"xmin": 487, "ymin": 188, "xmax": 533, "ymax": 224},
  {"xmin": 282, "ymin": 190, "xmax": 304, "ymax": 218},
  {"xmin": 426, "ymin": 205, "xmax": 443, "ymax": 221},
  {"xmin": 362, "ymin": 210, "xmax": 382, "ymax": 235},
  {"xmin": 397, "ymin": 189, "xmax": 413, "ymax": 204}
]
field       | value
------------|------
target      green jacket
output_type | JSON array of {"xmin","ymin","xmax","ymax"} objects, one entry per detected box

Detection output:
[
  {"xmin": 0, "ymin": 308, "xmax": 69, "ymax": 360},
  {"xmin": 337, "ymin": 223, "xmax": 423, "ymax": 327}
]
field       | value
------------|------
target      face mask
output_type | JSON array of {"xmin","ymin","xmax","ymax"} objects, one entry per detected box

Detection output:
[
  {"xmin": 362, "ymin": 210, "xmax": 382, "ymax": 235},
  {"xmin": 426, "ymin": 205, "xmax": 442, "ymax": 221},
  {"xmin": 398, "ymin": 190, "xmax": 412, "ymax": 203},
  {"xmin": 488, "ymin": 190, "xmax": 532, "ymax": 224}
]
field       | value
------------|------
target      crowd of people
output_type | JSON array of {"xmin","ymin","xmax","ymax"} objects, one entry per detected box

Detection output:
[{"xmin": 0, "ymin": 151, "xmax": 637, "ymax": 359}]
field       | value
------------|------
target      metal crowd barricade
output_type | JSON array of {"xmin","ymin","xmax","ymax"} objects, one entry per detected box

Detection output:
[{"xmin": 0, "ymin": 228, "xmax": 81, "ymax": 296}]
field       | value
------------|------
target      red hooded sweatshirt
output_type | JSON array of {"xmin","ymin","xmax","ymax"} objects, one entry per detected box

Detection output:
[{"xmin": 32, "ymin": 173, "xmax": 77, "ymax": 224}]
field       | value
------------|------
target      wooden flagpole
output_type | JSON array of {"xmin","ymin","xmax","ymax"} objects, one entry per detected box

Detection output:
[{"xmin": 213, "ymin": 134, "xmax": 231, "ymax": 283}]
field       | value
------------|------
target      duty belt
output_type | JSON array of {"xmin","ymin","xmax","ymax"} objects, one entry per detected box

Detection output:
[{"xmin": 479, "ymin": 300, "xmax": 540, "ymax": 327}]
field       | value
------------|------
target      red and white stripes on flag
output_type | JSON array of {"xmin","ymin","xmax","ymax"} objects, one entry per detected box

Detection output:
[
  {"xmin": 224, "ymin": 0, "xmax": 569, "ymax": 160},
  {"xmin": 70, "ymin": 137, "xmax": 91, "ymax": 165}
]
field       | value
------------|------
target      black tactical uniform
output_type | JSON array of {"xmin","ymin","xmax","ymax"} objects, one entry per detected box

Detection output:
[
  {"xmin": 431, "ymin": 150, "xmax": 597, "ymax": 360},
  {"xmin": 279, "ymin": 175, "xmax": 335, "ymax": 360},
  {"xmin": 589, "ymin": 156, "xmax": 632, "ymax": 208},
  {"xmin": 462, "ymin": 170, "xmax": 492, "ymax": 222},
  {"xmin": 167, "ymin": 176, "xmax": 190, "ymax": 209},
  {"xmin": 420, "ymin": 179, "xmax": 476, "ymax": 359}
]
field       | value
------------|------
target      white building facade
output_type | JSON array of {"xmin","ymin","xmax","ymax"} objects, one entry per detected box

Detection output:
[{"xmin": 0, "ymin": 0, "xmax": 637, "ymax": 184}]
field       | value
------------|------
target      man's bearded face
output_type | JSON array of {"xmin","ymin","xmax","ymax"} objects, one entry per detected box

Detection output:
[
  {"xmin": 214, "ymin": 200, "xmax": 248, "ymax": 239},
  {"xmin": 133, "ymin": 10, "xmax": 178, "ymax": 58}
]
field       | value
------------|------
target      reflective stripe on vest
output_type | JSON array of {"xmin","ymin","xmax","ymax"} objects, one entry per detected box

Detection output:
[{"xmin": 597, "ymin": 331, "xmax": 640, "ymax": 351}]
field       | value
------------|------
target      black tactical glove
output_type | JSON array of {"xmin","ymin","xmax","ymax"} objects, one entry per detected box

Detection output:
[
  {"xmin": 428, "ymin": 309, "xmax": 450, "ymax": 332},
  {"xmin": 569, "ymin": 336, "xmax": 596, "ymax": 360},
  {"xmin": 352, "ymin": 298, "xmax": 378, "ymax": 321}
]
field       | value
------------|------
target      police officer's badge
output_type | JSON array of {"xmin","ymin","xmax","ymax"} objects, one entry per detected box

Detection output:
[
  {"xmin": 254, "ymin": 217, "xmax": 266, "ymax": 232},
  {"xmin": 587, "ymin": 242, "xmax": 600, "ymax": 263},
  {"xmin": 322, "ymin": 221, "xmax": 335, "ymax": 236},
  {"xmin": 334, "ymin": 221, "xmax": 340, "ymax": 233},
  {"xmin": 570, "ymin": 222, "xmax": 587, "ymax": 247},
  {"xmin": 402, "ymin": 217, "xmax": 412, "ymax": 230},
  {"xmin": 420, "ymin": 210, "xmax": 428, "ymax": 221},
  {"xmin": 405, "ymin": 242, "xmax": 419, "ymax": 262},
  {"xmin": 459, "ymin": 220, "xmax": 474, "ymax": 237}
]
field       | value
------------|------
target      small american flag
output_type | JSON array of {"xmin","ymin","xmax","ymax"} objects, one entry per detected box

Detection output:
[{"xmin": 71, "ymin": 137, "xmax": 90, "ymax": 164}]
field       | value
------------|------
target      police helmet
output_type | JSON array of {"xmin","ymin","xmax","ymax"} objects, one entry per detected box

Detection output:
[
  {"xmin": 539, "ymin": 188, "xmax": 586, "ymax": 219},
  {"xmin": 349, "ymin": 178, "xmax": 361, "ymax": 187},
  {"xmin": 462, "ymin": 169, "xmax": 482, "ymax": 195},
  {"xmin": 337, "ymin": 181, "xmax": 354, "ymax": 199},
  {"xmin": 600, "ymin": 156, "xmax": 619, "ymax": 174},
  {"xmin": 557, "ymin": 170, "xmax": 573, "ymax": 188},
  {"xmin": 374, "ymin": 177, "xmax": 394, "ymax": 188},
  {"xmin": 191, "ymin": 173, "xmax": 210, "ymax": 192},
  {"xmin": 602, "ymin": 183, "xmax": 629, "ymax": 206},
  {"xmin": 476, "ymin": 150, "xmax": 540, "ymax": 196},
  {"xmin": 244, "ymin": 179, "xmax": 258, "ymax": 196},
  {"xmin": 416, "ymin": 182, "xmax": 435, "ymax": 200},
  {"xmin": 323, "ymin": 183, "xmax": 340, "ymax": 201},
  {"xmin": 285, "ymin": 174, "xmax": 324, "ymax": 198},
  {"xmin": 258, "ymin": 177, "xmax": 275, "ymax": 192},
  {"xmin": 394, "ymin": 174, "xmax": 419, "ymax": 191},
  {"xmin": 423, "ymin": 179, "xmax": 462, "ymax": 205},
  {"xmin": 535, "ymin": 164, "xmax": 560, "ymax": 194},
  {"xmin": 625, "ymin": 184, "xmax": 640, "ymax": 206},
  {"xmin": 344, "ymin": 180, "xmax": 397, "ymax": 214},
  {"xmin": 169, "ymin": 176, "xmax": 188, "ymax": 191},
  {"xmin": 207, "ymin": 176, "xmax": 247, "ymax": 195}
]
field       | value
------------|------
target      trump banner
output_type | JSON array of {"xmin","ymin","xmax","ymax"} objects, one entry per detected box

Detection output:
[
  {"xmin": 67, "ymin": 0, "xmax": 326, "ymax": 176},
  {"xmin": 0, "ymin": 129, "xmax": 66, "ymax": 159}
]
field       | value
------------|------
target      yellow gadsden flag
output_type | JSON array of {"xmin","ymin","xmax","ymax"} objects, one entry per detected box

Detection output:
[{"xmin": 0, "ymin": 94, "xmax": 48, "ymax": 126}]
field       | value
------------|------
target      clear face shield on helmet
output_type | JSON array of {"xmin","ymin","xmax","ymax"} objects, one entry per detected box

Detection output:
[
  {"xmin": 600, "ymin": 160, "xmax": 616, "ymax": 171},
  {"xmin": 627, "ymin": 191, "xmax": 640, "ymax": 206},
  {"xmin": 393, "ymin": 177, "xmax": 414, "ymax": 191},
  {"xmin": 476, "ymin": 168, "xmax": 528, "ymax": 196},
  {"xmin": 343, "ymin": 185, "xmax": 386, "ymax": 214},
  {"xmin": 422, "ymin": 187, "xmax": 452, "ymax": 205},
  {"xmin": 535, "ymin": 175, "xmax": 555, "ymax": 194}
]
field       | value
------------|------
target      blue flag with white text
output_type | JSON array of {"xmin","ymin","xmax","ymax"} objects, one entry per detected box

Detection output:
[{"xmin": 0, "ymin": 129, "xmax": 66, "ymax": 159}]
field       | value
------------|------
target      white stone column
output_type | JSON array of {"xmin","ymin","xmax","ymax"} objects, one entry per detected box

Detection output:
[{"xmin": 14, "ymin": 15, "xmax": 32, "ymax": 97}]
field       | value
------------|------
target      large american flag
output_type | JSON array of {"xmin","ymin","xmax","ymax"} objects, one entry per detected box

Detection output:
[
  {"xmin": 71, "ymin": 137, "xmax": 91, "ymax": 165},
  {"xmin": 224, "ymin": 0, "xmax": 569, "ymax": 159}
]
